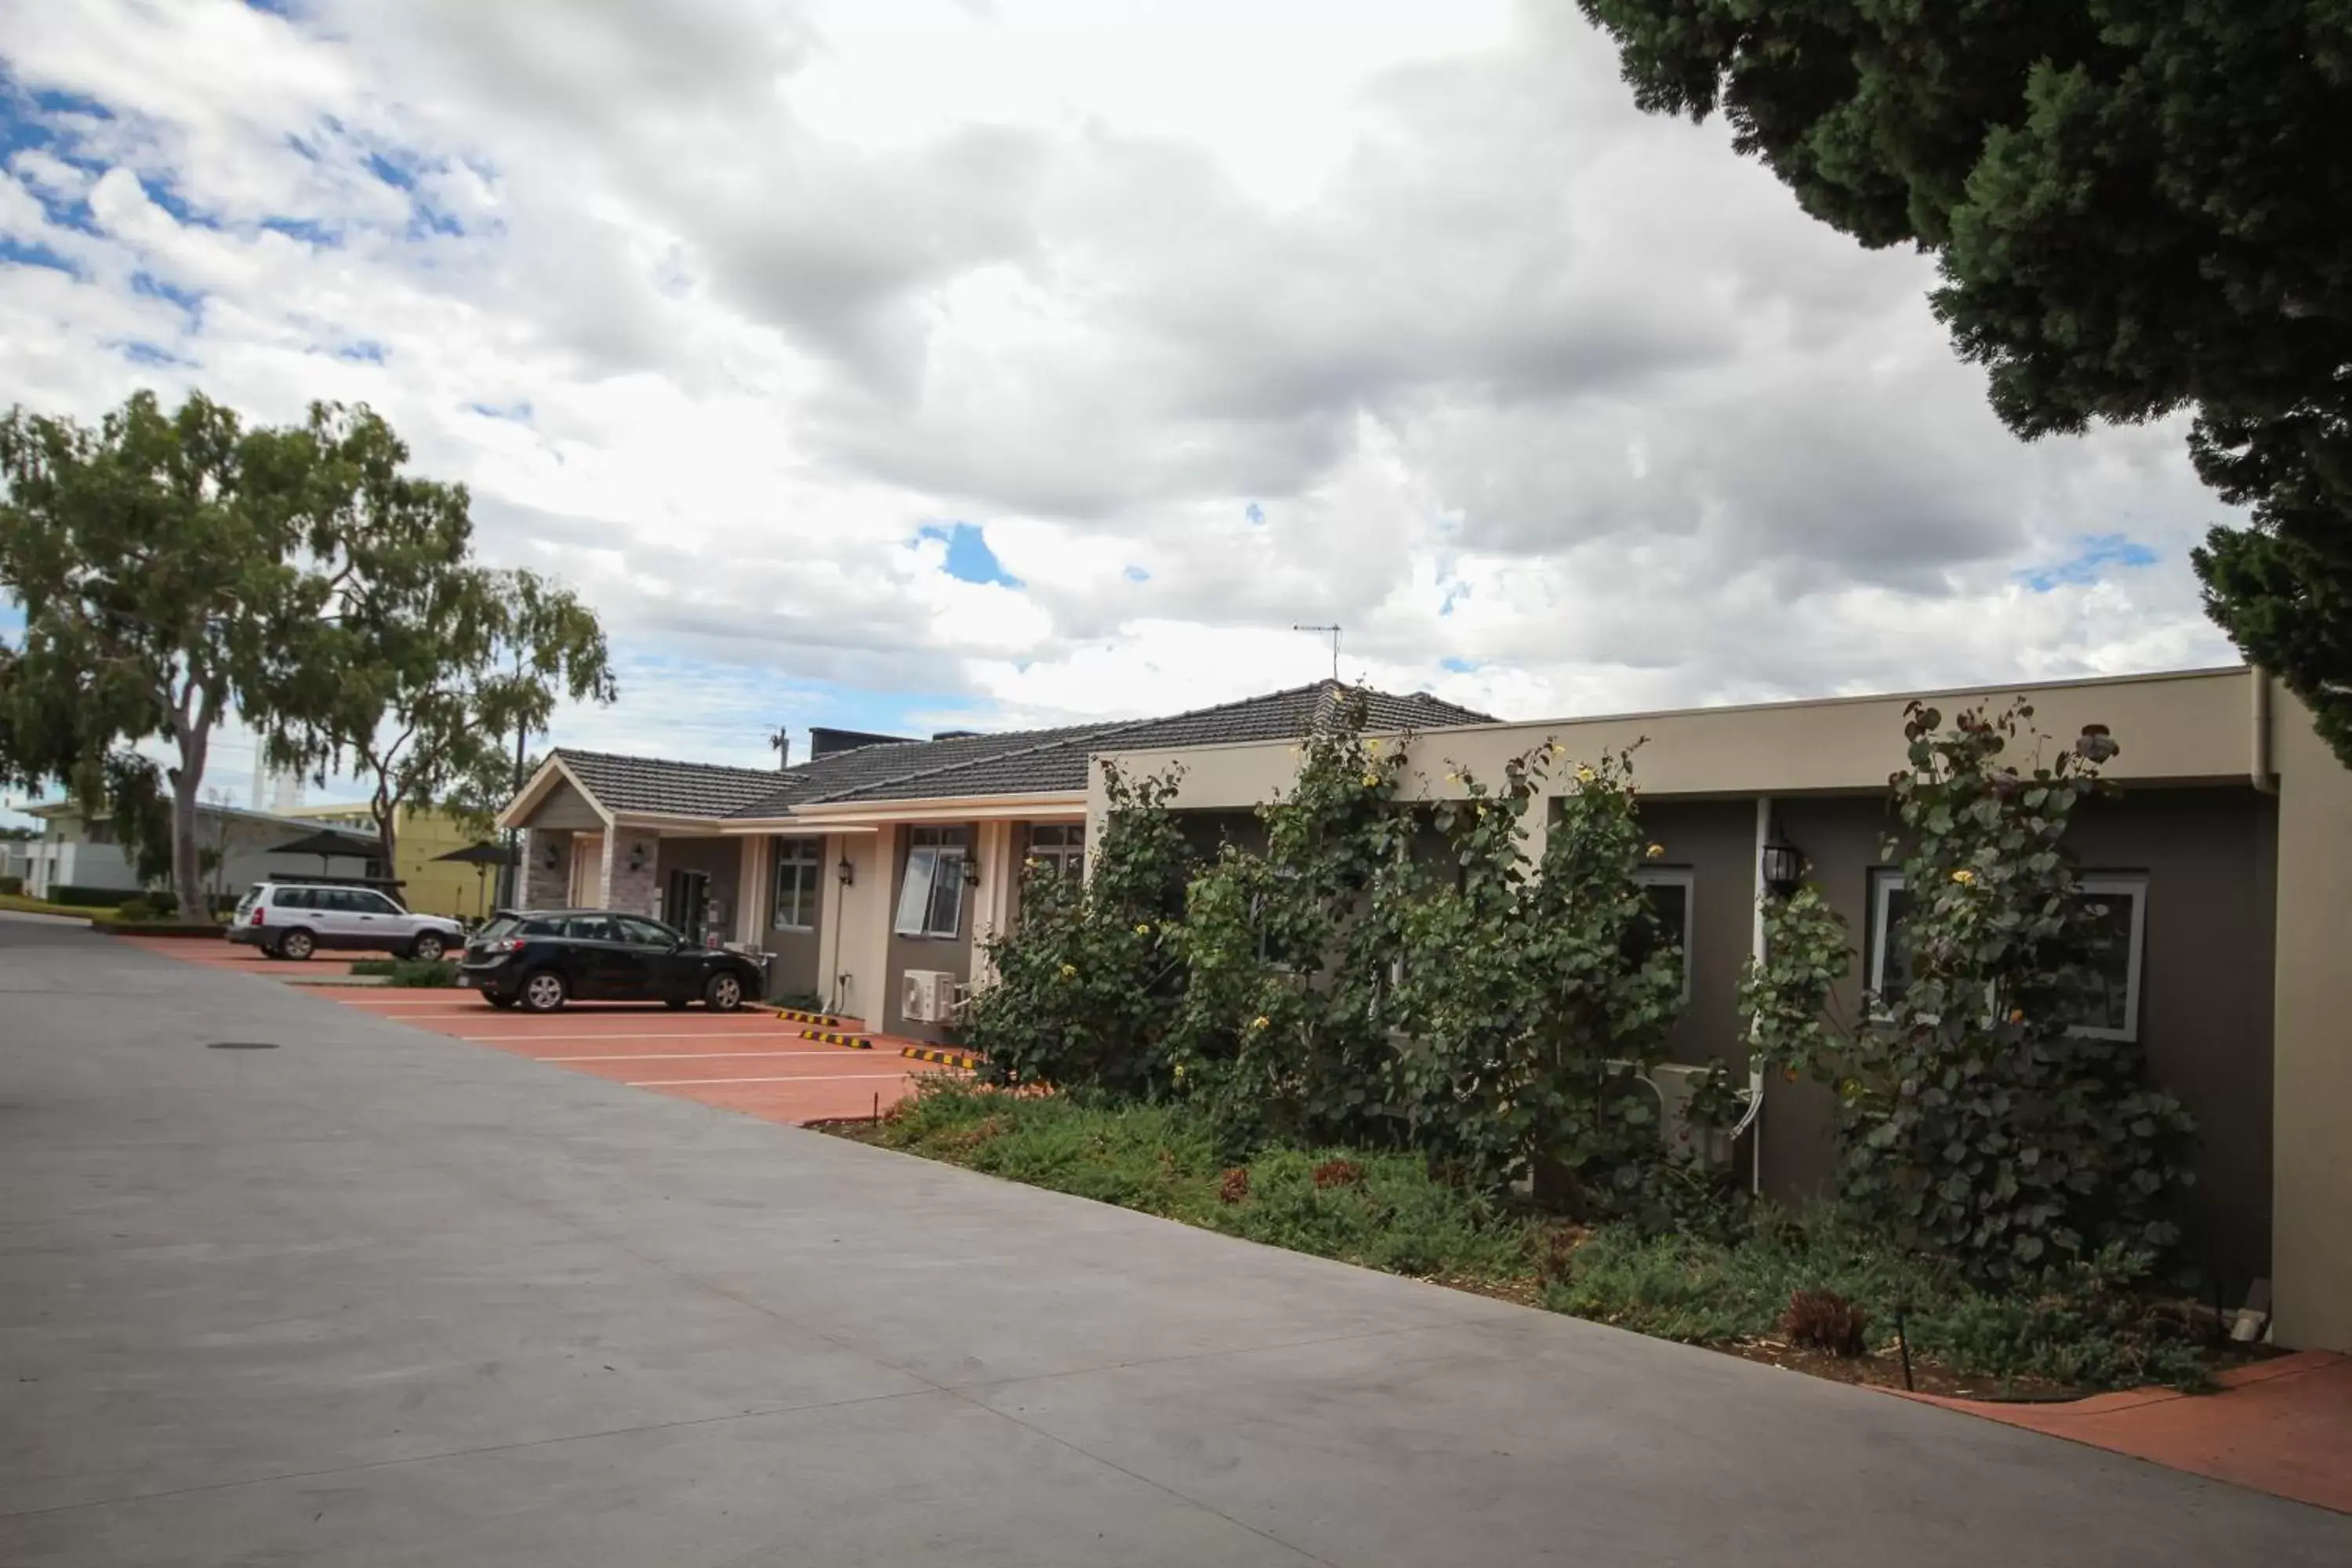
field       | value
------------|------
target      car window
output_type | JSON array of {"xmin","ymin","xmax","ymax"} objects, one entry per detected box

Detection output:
[
  {"xmin": 477, "ymin": 916, "xmax": 522, "ymax": 940},
  {"xmin": 319, "ymin": 889, "xmax": 365, "ymax": 913},
  {"xmin": 561, "ymin": 915, "xmax": 616, "ymax": 942},
  {"xmin": 350, "ymin": 891, "xmax": 400, "ymax": 915},
  {"xmin": 616, "ymin": 916, "xmax": 677, "ymax": 946},
  {"xmin": 273, "ymin": 887, "xmax": 314, "ymax": 910},
  {"xmin": 517, "ymin": 919, "xmax": 558, "ymax": 937}
]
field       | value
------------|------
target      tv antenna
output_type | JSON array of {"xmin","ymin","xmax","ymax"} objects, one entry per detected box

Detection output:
[{"xmin": 1294, "ymin": 624, "xmax": 1342, "ymax": 681}]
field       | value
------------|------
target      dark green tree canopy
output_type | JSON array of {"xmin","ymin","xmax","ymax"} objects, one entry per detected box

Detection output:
[{"xmin": 1578, "ymin": 1, "xmax": 2352, "ymax": 758}]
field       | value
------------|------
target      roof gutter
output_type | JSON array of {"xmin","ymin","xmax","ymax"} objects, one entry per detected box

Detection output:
[{"xmin": 2251, "ymin": 665, "xmax": 2278, "ymax": 795}]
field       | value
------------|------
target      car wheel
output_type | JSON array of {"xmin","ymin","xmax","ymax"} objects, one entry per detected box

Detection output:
[
  {"xmin": 702, "ymin": 971, "xmax": 744, "ymax": 1012},
  {"xmin": 484, "ymin": 994, "xmax": 519, "ymax": 1010},
  {"xmin": 409, "ymin": 932, "xmax": 448, "ymax": 963},
  {"xmin": 277, "ymin": 929, "xmax": 315, "ymax": 962},
  {"xmin": 519, "ymin": 971, "xmax": 568, "ymax": 1014}
]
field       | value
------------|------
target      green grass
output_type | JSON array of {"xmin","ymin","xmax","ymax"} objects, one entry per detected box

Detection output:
[
  {"xmin": 873, "ymin": 1081, "xmax": 1534, "ymax": 1284},
  {"xmin": 854, "ymin": 1080, "xmax": 2215, "ymax": 1392}
]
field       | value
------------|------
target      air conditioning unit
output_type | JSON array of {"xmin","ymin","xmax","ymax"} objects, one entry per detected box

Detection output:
[
  {"xmin": 902, "ymin": 968, "xmax": 956, "ymax": 1024},
  {"xmin": 1649, "ymin": 1063, "xmax": 1733, "ymax": 1169}
]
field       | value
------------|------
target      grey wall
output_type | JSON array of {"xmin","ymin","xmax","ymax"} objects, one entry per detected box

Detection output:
[
  {"xmin": 655, "ymin": 837, "xmax": 742, "ymax": 943},
  {"xmin": 1772, "ymin": 786, "xmax": 2278, "ymax": 1294},
  {"xmin": 887, "ymin": 823, "xmax": 977, "ymax": 1044}
]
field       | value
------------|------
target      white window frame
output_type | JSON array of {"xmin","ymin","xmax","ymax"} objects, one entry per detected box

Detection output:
[
  {"xmin": 894, "ymin": 826, "xmax": 969, "ymax": 939},
  {"xmin": 1867, "ymin": 869, "xmax": 2147, "ymax": 1041},
  {"xmin": 1635, "ymin": 867, "xmax": 1695, "ymax": 1004},
  {"xmin": 771, "ymin": 838, "xmax": 822, "ymax": 931},
  {"xmin": 1025, "ymin": 822, "xmax": 1086, "ymax": 880}
]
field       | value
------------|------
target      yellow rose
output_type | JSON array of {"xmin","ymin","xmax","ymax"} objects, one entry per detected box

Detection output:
[
  {"xmin": 1951, "ymin": 868, "xmax": 1976, "ymax": 885},
  {"xmin": 1134, "ymin": 922, "xmax": 1152, "ymax": 936},
  {"xmin": 1646, "ymin": 843, "xmax": 1665, "ymax": 859},
  {"xmin": 1250, "ymin": 1014, "xmax": 1270, "ymax": 1031},
  {"xmin": 1575, "ymin": 765, "xmax": 1595, "ymax": 784},
  {"xmin": 1361, "ymin": 773, "xmax": 1380, "ymax": 787},
  {"xmin": 1058, "ymin": 963, "xmax": 1077, "ymax": 979}
]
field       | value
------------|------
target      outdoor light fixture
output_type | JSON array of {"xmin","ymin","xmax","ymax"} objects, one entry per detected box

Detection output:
[
  {"xmin": 1760, "ymin": 832, "xmax": 1805, "ymax": 898},
  {"xmin": 962, "ymin": 856, "xmax": 982, "ymax": 887},
  {"xmin": 539, "ymin": 842, "xmax": 560, "ymax": 871},
  {"xmin": 627, "ymin": 842, "xmax": 649, "ymax": 873},
  {"xmin": 837, "ymin": 855, "xmax": 855, "ymax": 887}
]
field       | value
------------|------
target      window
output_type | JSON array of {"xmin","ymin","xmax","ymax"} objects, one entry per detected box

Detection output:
[
  {"xmin": 616, "ymin": 916, "xmax": 677, "ymax": 947},
  {"xmin": 894, "ymin": 826, "xmax": 969, "ymax": 938},
  {"xmin": 1634, "ymin": 868, "xmax": 1695, "ymax": 1004},
  {"xmin": 561, "ymin": 915, "xmax": 617, "ymax": 942},
  {"xmin": 1026, "ymin": 822, "xmax": 1086, "ymax": 880},
  {"xmin": 771, "ymin": 838, "xmax": 823, "ymax": 930},
  {"xmin": 349, "ymin": 890, "xmax": 401, "ymax": 915},
  {"xmin": 273, "ymin": 887, "xmax": 316, "ymax": 910},
  {"xmin": 1867, "ymin": 869, "xmax": 2147, "ymax": 1040}
]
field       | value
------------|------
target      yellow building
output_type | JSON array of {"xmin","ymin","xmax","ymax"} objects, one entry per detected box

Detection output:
[{"xmin": 276, "ymin": 802, "xmax": 499, "ymax": 920}]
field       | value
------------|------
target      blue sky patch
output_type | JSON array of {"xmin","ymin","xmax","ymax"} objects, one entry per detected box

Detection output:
[
  {"xmin": 466, "ymin": 399, "xmax": 532, "ymax": 423},
  {"xmin": 1124, "ymin": 565, "xmax": 1150, "ymax": 583},
  {"xmin": 1245, "ymin": 501, "xmax": 1265, "ymax": 526},
  {"xmin": 1, "ymin": 236, "xmax": 79, "ymax": 275},
  {"xmin": 2020, "ymin": 533, "xmax": 2159, "ymax": 593},
  {"xmin": 1440, "ymin": 656, "xmax": 1479, "ymax": 673},
  {"xmin": 918, "ymin": 522, "xmax": 1022, "ymax": 589}
]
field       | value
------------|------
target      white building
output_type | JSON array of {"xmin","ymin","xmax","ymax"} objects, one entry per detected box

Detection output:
[{"xmin": 10, "ymin": 800, "xmax": 380, "ymax": 902}]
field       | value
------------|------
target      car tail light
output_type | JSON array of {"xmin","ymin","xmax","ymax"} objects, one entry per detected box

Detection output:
[
  {"xmin": 249, "ymin": 906, "xmax": 265, "ymax": 926},
  {"xmin": 477, "ymin": 937, "xmax": 523, "ymax": 955}
]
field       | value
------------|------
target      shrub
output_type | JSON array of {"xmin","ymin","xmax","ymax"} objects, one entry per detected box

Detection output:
[
  {"xmin": 0, "ymin": 875, "xmax": 22, "ymax": 895},
  {"xmin": 965, "ymin": 763, "xmax": 1199, "ymax": 1096},
  {"xmin": 385, "ymin": 959, "xmax": 458, "ymax": 988},
  {"xmin": 117, "ymin": 896, "xmax": 158, "ymax": 923},
  {"xmin": 348, "ymin": 959, "xmax": 396, "ymax": 976},
  {"xmin": 1741, "ymin": 701, "xmax": 2196, "ymax": 1286},
  {"xmin": 1782, "ymin": 1288, "xmax": 1870, "ymax": 1356},
  {"xmin": 44, "ymin": 884, "xmax": 133, "ymax": 907}
]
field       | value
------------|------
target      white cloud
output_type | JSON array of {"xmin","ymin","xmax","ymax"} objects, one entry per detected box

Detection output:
[{"xmin": 0, "ymin": 0, "xmax": 2239, "ymax": 789}]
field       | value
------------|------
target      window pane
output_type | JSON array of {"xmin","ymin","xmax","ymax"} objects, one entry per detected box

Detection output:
[
  {"xmin": 1875, "ymin": 880, "xmax": 1915, "ymax": 1004},
  {"xmin": 895, "ymin": 848, "xmax": 938, "ymax": 935},
  {"xmin": 2072, "ymin": 886, "xmax": 2139, "ymax": 1033},
  {"xmin": 926, "ymin": 853, "xmax": 966, "ymax": 935},
  {"xmin": 358, "ymin": 891, "xmax": 399, "ymax": 914},
  {"xmin": 564, "ymin": 916, "xmax": 615, "ymax": 941}
]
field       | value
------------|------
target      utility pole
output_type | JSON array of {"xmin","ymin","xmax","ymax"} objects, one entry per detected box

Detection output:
[{"xmin": 1293, "ymin": 623, "xmax": 1341, "ymax": 682}]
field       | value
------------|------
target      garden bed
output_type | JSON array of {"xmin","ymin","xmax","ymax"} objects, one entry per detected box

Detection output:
[{"xmin": 826, "ymin": 1080, "xmax": 2249, "ymax": 1400}]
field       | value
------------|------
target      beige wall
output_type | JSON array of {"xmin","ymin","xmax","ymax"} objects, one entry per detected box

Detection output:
[
  {"xmin": 2270, "ymin": 694, "xmax": 2352, "ymax": 1351},
  {"xmin": 1093, "ymin": 667, "xmax": 2261, "ymax": 825}
]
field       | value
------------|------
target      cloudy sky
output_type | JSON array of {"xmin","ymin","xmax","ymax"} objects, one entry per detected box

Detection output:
[{"xmin": 1, "ymin": 0, "xmax": 2236, "ymax": 811}]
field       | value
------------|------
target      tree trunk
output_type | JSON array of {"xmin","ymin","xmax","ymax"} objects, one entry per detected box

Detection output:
[
  {"xmin": 374, "ymin": 797, "xmax": 399, "ymax": 889},
  {"xmin": 168, "ymin": 742, "xmax": 205, "ymax": 916}
]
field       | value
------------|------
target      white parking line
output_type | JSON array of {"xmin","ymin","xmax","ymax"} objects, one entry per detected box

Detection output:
[
  {"xmin": 624, "ymin": 1072, "xmax": 919, "ymax": 1087},
  {"xmin": 463, "ymin": 1031, "xmax": 806, "ymax": 1044},
  {"xmin": 539, "ymin": 1050, "xmax": 835, "ymax": 1062}
]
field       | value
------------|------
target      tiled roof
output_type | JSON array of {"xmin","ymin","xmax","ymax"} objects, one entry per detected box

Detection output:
[
  {"xmin": 551, "ymin": 750, "xmax": 791, "ymax": 818},
  {"xmin": 543, "ymin": 683, "xmax": 1496, "ymax": 823}
]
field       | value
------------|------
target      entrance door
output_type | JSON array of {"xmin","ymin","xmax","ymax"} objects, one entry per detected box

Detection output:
[{"xmin": 666, "ymin": 867, "xmax": 710, "ymax": 945}]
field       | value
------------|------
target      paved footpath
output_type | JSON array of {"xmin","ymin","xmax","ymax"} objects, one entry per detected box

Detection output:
[{"xmin": 3, "ymin": 918, "xmax": 2347, "ymax": 1566}]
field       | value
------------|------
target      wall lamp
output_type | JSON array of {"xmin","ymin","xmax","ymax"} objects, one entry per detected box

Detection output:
[
  {"xmin": 962, "ymin": 856, "xmax": 982, "ymax": 887},
  {"xmin": 837, "ymin": 854, "xmax": 855, "ymax": 887},
  {"xmin": 626, "ymin": 841, "xmax": 650, "ymax": 873},
  {"xmin": 1760, "ymin": 830, "xmax": 1805, "ymax": 898}
]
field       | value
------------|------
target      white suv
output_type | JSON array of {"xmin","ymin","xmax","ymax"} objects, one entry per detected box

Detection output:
[{"xmin": 228, "ymin": 882, "xmax": 465, "ymax": 963}]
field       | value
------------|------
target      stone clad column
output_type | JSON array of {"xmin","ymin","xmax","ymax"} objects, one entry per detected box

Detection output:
[
  {"xmin": 598, "ymin": 828, "xmax": 661, "ymax": 916},
  {"xmin": 520, "ymin": 830, "xmax": 572, "ymax": 908}
]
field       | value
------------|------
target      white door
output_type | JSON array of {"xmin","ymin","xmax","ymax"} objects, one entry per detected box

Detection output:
[{"xmin": 569, "ymin": 835, "xmax": 603, "ymax": 907}]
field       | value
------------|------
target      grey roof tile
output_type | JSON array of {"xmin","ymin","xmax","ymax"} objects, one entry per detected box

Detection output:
[
  {"xmin": 553, "ymin": 750, "xmax": 790, "ymax": 817},
  {"xmin": 547, "ymin": 683, "xmax": 1495, "ymax": 822}
]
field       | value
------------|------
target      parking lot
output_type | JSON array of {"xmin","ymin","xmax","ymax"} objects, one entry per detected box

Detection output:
[{"xmin": 118, "ymin": 934, "xmax": 950, "ymax": 1125}]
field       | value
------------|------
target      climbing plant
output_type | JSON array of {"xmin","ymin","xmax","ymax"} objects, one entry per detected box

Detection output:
[
  {"xmin": 1388, "ymin": 743, "xmax": 1686, "ymax": 1203},
  {"xmin": 1740, "ymin": 702, "xmax": 2197, "ymax": 1283},
  {"xmin": 965, "ymin": 761, "xmax": 1197, "ymax": 1096}
]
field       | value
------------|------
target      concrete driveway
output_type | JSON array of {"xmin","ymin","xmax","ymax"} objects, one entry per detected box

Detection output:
[{"xmin": 2, "ymin": 919, "xmax": 2345, "ymax": 1566}]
